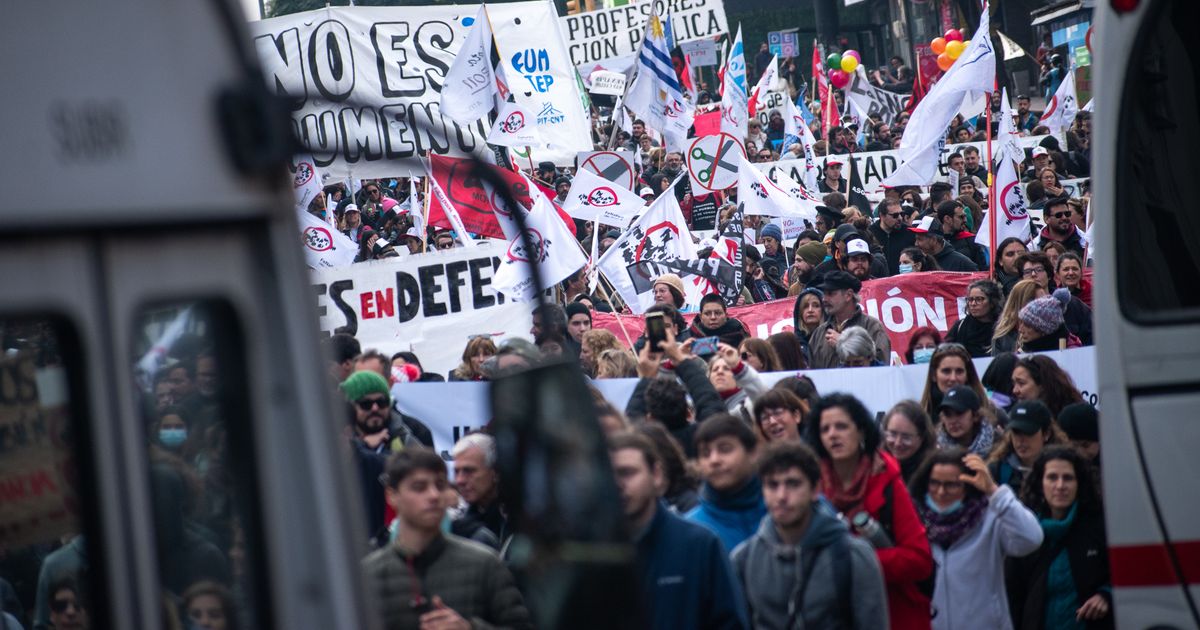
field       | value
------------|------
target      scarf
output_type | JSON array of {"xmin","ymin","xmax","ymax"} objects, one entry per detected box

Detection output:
[
  {"xmin": 819, "ymin": 453, "xmax": 883, "ymax": 516},
  {"xmin": 936, "ymin": 419, "xmax": 997, "ymax": 457},
  {"xmin": 718, "ymin": 387, "xmax": 742, "ymax": 400},
  {"xmin": 690, "ymin": 318, "xmax": 749, "ymax": 348},
  {"xmin": 1039, "ymin": 501, "xmax": 1078, "ymax": 543},
  {"xmin": 918, "ymin": 495, "xmax": 989, "ymax": 548},
  {"xmin": 952, "ymin": 314, "xmax": 996, "ymax": 357}
]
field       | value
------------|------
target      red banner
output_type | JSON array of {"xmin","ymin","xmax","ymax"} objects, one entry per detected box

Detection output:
[
  {"xmin": 594, "ymin": 271, "xmax": 988, "ymax": 364},
  {"xmin": 693, "ymin": 110, "xmax": 722, "ymax": 137},
  {"xmin": 427, "ymin": 155, "xmax": 533, "ymax": 240}
]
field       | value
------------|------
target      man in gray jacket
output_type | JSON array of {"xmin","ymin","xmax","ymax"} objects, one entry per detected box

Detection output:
[{"xmin": 732, "ymin": 442, "xmax": 888, "ymax": 630}]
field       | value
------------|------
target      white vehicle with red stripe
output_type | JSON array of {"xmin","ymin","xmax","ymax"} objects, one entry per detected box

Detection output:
[{"xmin": 1092, "ymin": 0, "xmax": 1200, "ymax": 626}]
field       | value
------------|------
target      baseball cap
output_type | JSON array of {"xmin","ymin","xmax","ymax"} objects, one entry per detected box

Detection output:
[
  {"xmin": 640, "ymin": 187, "xmax": 654, "ymax": 197},
  {"xmin": 825, "ymin": 157, "xmax": 844, "ymax": 167},
  {"xmin": 344, "ymin": 204, "xmax": 360, "ymax": 214},
  {"xmin": 1031, "ymin": 146, "xmax": 1049, "ymax": 158},
  {"xmin": 819, "ymin": 270, "xmax": 861, "ymax": 292},
  {"xmin": 846, "ymin": 238, "xmax": 871, "ymax": 258},
  {"xmin": 938, "ymin": 385, "xmax": 981, "ymax": 414},
  {"xmin": 1008, "ymin": 400, "xmax": 1052, "ymax": 435},
  {"xmin": 910, "ymin": 216, "xmax": 945, "ymax": 238}
]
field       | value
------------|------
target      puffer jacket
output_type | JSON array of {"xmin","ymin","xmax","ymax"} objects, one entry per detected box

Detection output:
[{"xmin": 362, "ymin": 534, "xmax": 532, "ymax": 630}]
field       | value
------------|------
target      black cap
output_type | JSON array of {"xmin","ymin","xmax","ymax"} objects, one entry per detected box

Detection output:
[
  {"xmin": 939, "ymin": 385, "xmax": 981, "ymax": 413},
  {"xmin": 1057, "ymin": 403, "xmax": 1098, "ymax": 442},
  {"xmin": 819, "ymin": 270, "xmax": 861, "ymax": 292},
  {"xmin": 1009, "ymin": 400, "xmax": 1052, "ymax": 435},
  {"xmin": 833, "ymin": 223, "xmax": 860, "ymax": 244},
  {"xmin": 538, "ymin": 161, "xmax": 556, "ymax": 172}
]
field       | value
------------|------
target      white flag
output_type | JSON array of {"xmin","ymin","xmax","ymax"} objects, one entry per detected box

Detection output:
[
  {"xmin": 292, "ymin": 155, "xmax": 324, "ymax": 214},
  {"xmin": 440, "ymin": 6, "xmax": 500, "ymax": 126},
  {"xmin": 596, "ymin": 186, "xmax": 698, "ymax": 313},
  {"xmin": 996, "ymin": 30, "xmax": 1028, "ymax": 61},
  {"xmin": 623, "ymin": 13, "xmax": 693, "ymax": 150},
  {"xmin": 748, "ymin": 54, "xmax": 779, "ymax": 115},
  {"xmin": 486, "ymin": 100, "xmax": 544, "ymax": 148},
  {"xmin": 493, "ymin": 195, "xmax": 588, "ymax": 301},
  {"xmin": 561, "ymin": 167, "xmax": 645, "ymax": 225},
  {"xmin": 134, "ymin": 306, "xmax": 193, "ymax": 391},
  {"xmin": 995, "ymin": 87, "xmax": 1022, "ymax": 167},
  {"xmin": 720, "ymin": 26, "xmax": 749, "ymax": 143},
  {"xmin": 781, "ymin": 98, "xmax": 821, "ymax": 190},
  {"xmin": 881, "ymin": 8, "xmax": 995, "ymax": 187},
  {"xmin": 299, "ymin": 210, "xmax": 359, "ymax": 269},
  {"xmin": 975, "ymin": 155, "xmax": 1030, "ymax": 251},
  {"xmin": 1039, "ymin": 67, "xmax": 1079, "ymax": 134},
  {"xmin": 738, "ymin": 155, "xmax": 817, "ymax": 221}
]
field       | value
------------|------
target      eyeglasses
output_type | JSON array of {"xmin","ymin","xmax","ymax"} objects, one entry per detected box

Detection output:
[
  {"xmin": 761, "ymin": 408, "xmax": 794, "ymax": 421},
  {"xmin": 966, "ymin": 296, "xmax": 988, "ymax": 304},
  {"xmin": 1051, "ymin": 211, "xmax": 1072, "ymax": 218},
  {"xmin": 928, "ymin": 479, "xmax": 964, "ymax": 491},
  {"xmin": 884, "ymin": 430, "xmax": 918, "ymax": 445},
  {"xmin": 356, "ymin": 397, "xmax": 388, "ymax": 411},
  {"xmin": 1021, "ymin": 267, "xmax": 1046, "ymax": 277},
  {"xmin": 50, "ymin": 598, "xmax": 78, "ymax": 614}
]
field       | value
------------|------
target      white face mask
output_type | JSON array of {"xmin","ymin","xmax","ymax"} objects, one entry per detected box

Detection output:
[
  {"xmin": 899, "ymin": 263, "xmax": 915, "ymax": 274},
  {"xmin": 913, "ymin": 348, "xmax": 935, "ymax": 364}
]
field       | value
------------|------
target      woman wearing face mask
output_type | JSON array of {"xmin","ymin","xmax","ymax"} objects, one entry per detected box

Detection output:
[
  {"xmin": 883, "ymin": 400, "xmax": 937, "ymax": 482},
  {"xmin": 154, "ymin": 405, "xmax": 194, "ymax": 455},
  {"xmin": 1008, "ymin": 447, "xmax": 1112, "ymax": 630},
  {"xmin": 919, "ymin": 343, "xmax": 988, "ymax": 420},
  {"xmin": 981, "ymin": 352, "xmax": 1020, "ymax": 414},
  {"xmin": 909, "ymin": 448, "xmax": 1043, "ymax": 630},
  {"xmin": 898, "ymin": 246, "xmax": 939, "ymax": 273},
  {"xmin": 994, "ymin": 238, "xmax": 1029, "ymax": 295},
  {"xmin": 988, "ymin": 400, "xmax": 1070, "ymax": 495},
  {"xmin": 945, "ymin": 280, "xmax": 1003, "ymax": 357},
  {"xmin": 905, "ymin": 326, "xmax": 943, "ymax": 365}
]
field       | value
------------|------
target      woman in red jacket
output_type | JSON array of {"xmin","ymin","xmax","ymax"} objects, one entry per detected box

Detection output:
[{"xmin": 805, "ymin": 392, "xmax": 934, "ymax": 630}]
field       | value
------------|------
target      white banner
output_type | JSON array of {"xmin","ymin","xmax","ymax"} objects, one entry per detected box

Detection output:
[
  {"xmin": 310, "ymin": 241, "xmax": 534, "ymax": 378},
  {"xmin": 250, "ymin": 3, "xmax": 589, "ymax": 178},
  {"xmin": 394, "ymin": 347, "xmax": 1100, "ymax": 447},
  {"xmin": 845, "ymin": 69, "xmax": 911, "ymax": 126},
  {"xmin": 760, "ymin": 134, "xmax": 1062, "ymax": 198},
  {"xmin": 560, "ymin": 0, "xmax": 729, "ymax": 66}
]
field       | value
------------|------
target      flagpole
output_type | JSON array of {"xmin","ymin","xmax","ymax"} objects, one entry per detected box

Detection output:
[
  {"xmin": 422, "ymin": 176, "xmax": 431, "ymax": 253},
  {"xmin": 986, "ymin": 88, "xmax": 996, "ymax": 278},
  {"xmin": 524, "ymin": 146, "xmax": 535, "ymax": 175}
]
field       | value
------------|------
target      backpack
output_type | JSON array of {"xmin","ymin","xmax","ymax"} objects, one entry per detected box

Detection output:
[
  {"xmin": 787, "ymin": 533, "xmax": 853, "ymax": 628},
  {"xmin": 879, "ymin": 483, "xmax": 938, "ymax": 601}
]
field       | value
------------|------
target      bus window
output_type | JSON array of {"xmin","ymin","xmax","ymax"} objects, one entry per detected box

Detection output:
[
  {"xmin": 1116, "ymin": 1, "xmax": 1200, "ymax": 323},
  {"xmin": 131, "ymin": 301, "xmax": 270, "ymax": 630},
  {"xmin": 0, "ymin": 317, "xmax": 107, "ymax": 630}
]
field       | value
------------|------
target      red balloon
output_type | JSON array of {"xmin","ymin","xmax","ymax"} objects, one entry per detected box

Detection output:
[
  {"xmin": 944, "ymin": 29, "xmax": 963, "ymax": 42},
  {"xmin": 829, "ymin": 69, "xmax": 850, "ymax": 89}
]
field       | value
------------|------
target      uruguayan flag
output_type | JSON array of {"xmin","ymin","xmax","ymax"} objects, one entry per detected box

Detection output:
[{"xmin": 624, "ymin": 12, "xmax": 693, "ymax": 149}]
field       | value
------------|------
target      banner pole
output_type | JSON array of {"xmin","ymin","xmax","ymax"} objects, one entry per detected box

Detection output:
[
  {"xmin": 986, "ymin": 87, "xmax": 996, "ymax": 279},
  {"xmin": 524, "ymin": 146, "xmax": 536, "ymax": 175},
  {"xmin": 422, "ymin": 176, "xmax": 431, "ymax": 253}
]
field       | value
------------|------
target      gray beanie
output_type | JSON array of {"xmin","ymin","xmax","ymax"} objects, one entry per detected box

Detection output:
[{"xmin": 1019, "ymin": 288, "xmax": 1071, "ymax": 335}]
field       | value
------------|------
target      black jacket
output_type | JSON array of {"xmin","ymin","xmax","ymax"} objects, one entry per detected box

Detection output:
[
  {"xmin": 687, "ymin": 317, "xmax": 750, "ymax": 349},
  {"xmin": 625, "ymin": 358, "xmax": 725, "ymax": 458},
  {"xmin": 1006, "ymin": 507, "xmax": 1113, "ymax": 630},
  {"xmin": 945, "ymin": 314, "xmax": 996, "ymax": 358},
  {"xmin": 868, "ymin": 221, "xmax": 916, "ymax": 276},
  {"xmin": 947, "ymin": 232, "xmax": 988, "ymax": 270},
  {"xmin": 933, "ymin": 243, "xmax": 979, "ymax": 272}
]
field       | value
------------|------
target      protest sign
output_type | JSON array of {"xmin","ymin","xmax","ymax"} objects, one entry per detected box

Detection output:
[
  {"xmin": 680, "ymin": 38, "xmax": 719, "ymax": 67},
  {"xmin": 687, "ymin": 133, "xmax": 743, "ymax": 192},
  {"xmin": 752, "ymin": 91, "xmax": 789, "ymax": 129},
  {"xmin": 768, "ymin": 30, "xmax": 799, "ymax": 58},
  {"xmin": 249, "ymin": 3, "xmax": 590, "ymax": 177},
  {"xmin": 0, "ymin": 355, "xmax": 78, "ymax": 547},
  {"xmin": 588, "ymin": 70, "xmax": 627, "ymax": 96},
  {"xmin": 560, "ymin": 0, "xmax": 729, "ymax": 66},
  {"xmin": 393, "ymin": 346, "xmax": 1099, "ymax": 445},
  {"xmin": 845, "ymin": 70, "xmax": 911, "ymax": 125},
  {"xmin": 577, "ymin": 150, "xmax": 637, "ymax": 191},
  {"xmin": 310, "ymin": 241, "xmax": 535, "ymax": 377}
]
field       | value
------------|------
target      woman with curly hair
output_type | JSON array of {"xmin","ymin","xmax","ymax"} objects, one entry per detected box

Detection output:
[
  {"xmin": 945, "ymin": 279, "xmax": 1004, "ymax": 357},
  {"xmin": 1010, "ymin": 355, "xmax": 1084, "ymax": 418}
]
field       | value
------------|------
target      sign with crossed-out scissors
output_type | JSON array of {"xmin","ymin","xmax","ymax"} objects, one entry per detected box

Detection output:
[{"xmin": 687, "ymin": 133, "xmax": 745, "ymax": 192}]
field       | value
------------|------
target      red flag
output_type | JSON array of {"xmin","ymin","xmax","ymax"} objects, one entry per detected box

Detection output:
[
  {"xmin": 427, "ymin": 155, "xmax": 533, "ymax": 240},
  {"xmin": 907, "ymin": 70, "xmax": 928, "ymax": 114},
  {"xmin": 812, "ymin": 41, "xmax": 840, "ymax": 140}
]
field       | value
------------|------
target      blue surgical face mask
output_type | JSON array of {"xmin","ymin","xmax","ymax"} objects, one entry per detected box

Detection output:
[
  {"xmin": 159, "ymin": 428, "xmax": 188, "ymax": 449},
  {"xmin": 926, "ymin": 494, "xmax": 963, "ymax": 515},
  {"xmin": 913, "ymin": 347, "xmax": 935, "ymax": 364},
  {"xmin": 990, "ymin": 392, "xmax": 1013, "ymax": 409},
  {"xmin": 899, "ymin": 263, "xmax": 914, "ymax": 274}
]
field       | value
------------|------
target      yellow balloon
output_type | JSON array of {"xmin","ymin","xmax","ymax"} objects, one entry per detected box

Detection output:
[
  {"xmin": 946, "ymin": 40, "xmax": 966, "ymax": 60},
  {"xmin": 840, "ymin": 55, "xmax": 859, "ymax": 73}
]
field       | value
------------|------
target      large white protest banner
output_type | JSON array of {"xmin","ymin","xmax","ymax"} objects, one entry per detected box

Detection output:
[
  {"xmin": 560, "ymin": 0, "xmax": 729, "ymax": 66},
  {"xmin": 394, "ymin": 347, "xmax": 1100, "ymax": 456},
  {"xmin": 310, "ymin": 241, "xmax": 534, "ymax": 378},
  {"xmin": 760, "ymin": 134, "xmax": 1061, "ymax": 198},
  {"xmin": 250, "ymin": 3, "xmax": 590, "ymax": 178},
  {"xmin": 845, "ymin": 69, "xmax": 911, "ymax": 125}
]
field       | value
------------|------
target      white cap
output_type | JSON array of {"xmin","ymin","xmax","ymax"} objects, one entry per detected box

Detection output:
[
  {"xmin": 846, "ymin": 238, "xmax": 871, "ymax": 257},
  {"xmin": 403, "ymin": 227, "xmax": 421, "ymax": 239},
  {"xmin": 344, "ymin": 204, "xmax": 360, "ymax": 213},
  {"xmin": 640, "ymin": 187, "xmax": 654, "ymax": 196},
  {"xmin": 1032, "ymin": 146, "xmax": 1049, "ymax": 158}
]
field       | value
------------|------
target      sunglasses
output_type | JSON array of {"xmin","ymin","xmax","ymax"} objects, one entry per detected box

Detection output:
[
  {"xmin": 887, "ymin": 212, "xmax": 903, "ymax": 218},
  {"xmin": 1052, "ymin": 211, "xmax": 1072, "ymax": 218},
  {"xmin": 367, "ymin": 188, "xmax": 381, "ymax": 195},
  {"xmin": 356, "ymin": 397, "xmax": 388, "ymax": 411},
  {"xmin": 437, "ymin": 241, "xmax": 455, "ymax": 250}
]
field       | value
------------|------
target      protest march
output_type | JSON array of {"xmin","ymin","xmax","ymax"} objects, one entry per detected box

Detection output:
[{"xmin": 5, "ymin": 1, "xmax": 1125, "ymax": 629}]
